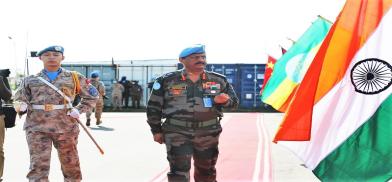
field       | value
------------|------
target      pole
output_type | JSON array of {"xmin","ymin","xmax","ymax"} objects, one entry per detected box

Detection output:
[{"xmin": 74, "ymin": 118, "xmax": 105, "ymax": 155}]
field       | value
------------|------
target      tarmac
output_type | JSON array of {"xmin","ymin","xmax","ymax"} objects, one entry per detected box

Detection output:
[{"xmin": 3, "ymin": 112, "xmax": 320, "ymax": 182}]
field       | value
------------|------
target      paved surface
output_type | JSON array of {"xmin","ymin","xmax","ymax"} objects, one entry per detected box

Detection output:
[{"xmin": 3, "ymin": 112, "xmax": 319, "ymax": 182}]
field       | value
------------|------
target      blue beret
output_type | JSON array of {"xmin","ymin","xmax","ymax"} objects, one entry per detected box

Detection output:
[
  {"xmin": 91, "ymin": 71, "xmax": 100, "ymax": 78},
  {"xmin": 37, "ymin": 45, "xmax": 64, "ymax": 56},
  {"xmin": 179, "ymin": 44, "xmax": 205, "ymax": 58}
]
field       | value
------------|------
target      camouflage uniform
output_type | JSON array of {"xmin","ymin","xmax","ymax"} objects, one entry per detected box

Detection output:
[
  {"xmin": 111, "ymin": 82, "xmax": 124, "ymax": 110},
  {"xmin": 15, "ymin": 68, "xmax": 98, "ymax": 182},
  {"xmin": 130, "ymin": 81, "xmax": 142, "ymax": 109},
  {"xmin": 86, "ymin": 79, "xmax": 106, "ymax": 124},
  {"xmin": 147, "ymin": 69, "xmax": 238, "ymax": 182},
  {"xmin": 120, "ymin": 80, "xmax": 132, "ymax": 108}
]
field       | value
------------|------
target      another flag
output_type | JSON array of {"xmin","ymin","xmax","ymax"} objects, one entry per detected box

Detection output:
[
  {"xmin": 281, "ymin": 47, "xmax": 287, "ymax": 55},
  {"xmin": 260, "ymin": 55, "xmax": 277, "ymax": 93},
  {"xmin": 274, "ymin": 0, "xmax": 392, "ymax": 181},
  {"xmin": 261, "ymin": 17, "xmax": 332, "ymax": 112}
]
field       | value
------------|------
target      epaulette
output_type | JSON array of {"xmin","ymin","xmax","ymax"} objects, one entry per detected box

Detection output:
[
  {"xmin": 206, "ymin": 71, "xmax": 226, "ymax": 79},
  {"xmin": 161, "ymin": 71, "xmax": 180, "ymax": 79}
]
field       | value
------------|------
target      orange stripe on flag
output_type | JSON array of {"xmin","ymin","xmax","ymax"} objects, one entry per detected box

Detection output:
[{"xmin": 274, "ymin": 0, "xmax": 392, "ymax": 142}]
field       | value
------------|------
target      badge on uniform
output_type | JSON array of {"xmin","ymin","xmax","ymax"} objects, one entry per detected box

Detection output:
[
  {"xmin": 88, "ymin": 86, "xmax": 99, "ymax": 96},
  {"xmin": 153, "ymin": 82, "xmax": 161, "ymax": 90},
  {"xmin": 203, "ymin": 97, "xmax": 213, "ymax": 108},
  {"xmin": 203, "ymin": 82, "xmax": 221, "ymax": 90}
]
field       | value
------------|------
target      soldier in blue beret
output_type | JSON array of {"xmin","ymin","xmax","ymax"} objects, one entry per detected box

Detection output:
[
  {"xmin": 37, "ymin": 45, "xmax": 64, "ymax": 57},
  {"xmin": 86, "ymin": 71, "xmax": 106, "ymax": 126},
  {"xmin": 179, "ymin": 44, "xmax": 206, "ymax": 58},
  {"xmin": 15, "ymin": 45, "xmax": 98, "ymax": 181},
  {"xmin": 147, "ymin": 44, "xmax": 239, "ymax": 182}
]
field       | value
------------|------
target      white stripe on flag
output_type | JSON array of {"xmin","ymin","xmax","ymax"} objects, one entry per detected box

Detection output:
[{"xmin": 279, "ymin": 9, "xmax": 392, "ymax": 170}]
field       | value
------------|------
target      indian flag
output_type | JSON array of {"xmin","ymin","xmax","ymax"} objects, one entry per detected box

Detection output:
[
  {"xmin": 261, "ymin": 17, "xmax": 332, "ymax": 112},
  {"xmin": 274, "ymin": 0, "xmax": 392, "ymax": 181}
]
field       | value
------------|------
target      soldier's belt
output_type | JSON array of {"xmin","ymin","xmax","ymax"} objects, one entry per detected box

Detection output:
[
  {"xmin": 166, "ymin": 118, "xmax": 219, "ymax": 128},
  {"xmin": 32, "ymin": 104, "xmax": 71, "ymax": 111}
]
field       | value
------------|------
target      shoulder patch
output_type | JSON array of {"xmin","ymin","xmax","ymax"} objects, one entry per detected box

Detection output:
[
  {"xmin": 152, "ymin": 82, "xmax": 161, "ymax": 90},
  {"xmin": 88, "ymin": 86, "xmax": 99, "ymax": 96}
]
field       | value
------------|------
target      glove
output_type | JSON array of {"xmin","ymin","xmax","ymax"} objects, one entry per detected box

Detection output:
[
  {"xmin": 67, "ymin": 108, "xmax": 80, "ymax": 119},
  {"xmin": 14, "ymin": 102, "xmax": 28, "ymax": 112}
]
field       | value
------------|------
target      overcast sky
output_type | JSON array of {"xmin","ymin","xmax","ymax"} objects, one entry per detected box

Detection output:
[{"xmin": 0, "ymin": 0, "xmax": 346, "ymax": 75}]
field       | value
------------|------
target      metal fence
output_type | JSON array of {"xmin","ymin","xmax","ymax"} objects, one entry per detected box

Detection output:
[{"xmin": 62, "ymin": 60, "xmax": 178, "ymax": 107}]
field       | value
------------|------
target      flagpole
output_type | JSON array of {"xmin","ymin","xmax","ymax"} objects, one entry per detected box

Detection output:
[{"xmin": 317, "ymin": 15, "xmax": 333, "ymax": 24}]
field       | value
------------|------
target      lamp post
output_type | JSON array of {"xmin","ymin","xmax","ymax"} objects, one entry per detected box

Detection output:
[
  {"xmin": 8, "ymin": 36, "xmax": 17, "ymax": 75},
  {"xmin": 8, "ymin": 36, "xmax": 18, "ymax": 89}
]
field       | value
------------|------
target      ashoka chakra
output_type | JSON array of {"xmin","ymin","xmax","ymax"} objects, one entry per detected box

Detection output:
[{"xmin": 351, "ymin": 58, "xmax": 392, "ymax": 94}]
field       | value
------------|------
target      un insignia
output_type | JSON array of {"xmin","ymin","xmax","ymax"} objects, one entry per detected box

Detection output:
[
  {"xmin": 351, "ymin": 58, "xmax": 392, "ymax": 94},
  {"xmin": 153, "ymin": 82, "xmax": 161, "ymax": 90},
  {"xmin": 88, "ymin": 86, "xmax": 99, "ymax": 96}
]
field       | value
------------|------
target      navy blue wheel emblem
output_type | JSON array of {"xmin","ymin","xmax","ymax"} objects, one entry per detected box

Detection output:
[{"xmin": 351, "ymin": 58, "xmax": 392, "ymax": 94}]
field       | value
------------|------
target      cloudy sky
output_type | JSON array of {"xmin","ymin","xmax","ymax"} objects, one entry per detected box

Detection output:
[{"xmin": 0, "ymin": 0, "xmax": 345, "ymax": 75}]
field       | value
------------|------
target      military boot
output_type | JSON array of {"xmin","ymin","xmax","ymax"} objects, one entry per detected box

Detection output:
[
  {"xmin": 96, "ymin": 118, "xmax": 102, "ymax": 125},
  {"xmin": 86, "ymin": 119, "xmax": 91, "ymax": 126}
]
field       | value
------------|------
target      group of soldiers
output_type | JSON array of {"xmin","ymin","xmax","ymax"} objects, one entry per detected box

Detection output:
[
  {"xmin": 111, "ymin": 76, "xmax": 142, "ymax": 110},
  {"xmin": 5, "ymin": 44, "xmax": 237, "ymax": 182},
  {"xmin": 83, "ymin": 73, "xmax": 144, "ymax": 126}
]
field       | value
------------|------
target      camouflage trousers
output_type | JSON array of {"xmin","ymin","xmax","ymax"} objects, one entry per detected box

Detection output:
[
  {"xmin": 26, "ymin": 130, "xmax": 81, "ymax": 182},
  {"xmin": 86, "ymin": 100, "xmax": 103, "ymax": 120},
  {"xmin": 111, "ymin": 94, "xmax": 122, "ymax": 109},
  {"xmin": 163, "ymin": 124, "xmax": 222, "ymax": 182}
]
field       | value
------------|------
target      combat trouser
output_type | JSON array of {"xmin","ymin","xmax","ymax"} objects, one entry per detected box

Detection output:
[
  {"xmin": 111, "ymin": 94, "xmax": 122, "ymax": 109},
  {"xmin": 163, "ymin": 123, "xmax": 222, "ymax": 182},
  {"xmin": 86, "ymin": 99, "xmax": 104, "ymax": 122},
  {"xmin": 26, "ymin": 131, "xmax": 82, "ymax": 182},
  {"xmin": 131, "ymin": 96, "xmax": 140, "ymax": 108}
]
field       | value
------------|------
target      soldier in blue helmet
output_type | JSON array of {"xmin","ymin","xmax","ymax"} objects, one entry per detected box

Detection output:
[{"xmin": 146, "ymin": 44, "xmax": 239, "ymax": 182}]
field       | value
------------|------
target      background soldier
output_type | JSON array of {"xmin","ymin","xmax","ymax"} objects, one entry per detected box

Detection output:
[
  {"xmin": 111, "ymin": 80, "xmax": 124, "ymax": 110},
  {"xmin": 86, "ymin": 71, "xmax": 106, "ymax": 126},
  {"xmin": 130, "ymin": 80, "xmax": 142, "ymax": 109},
  {"xmin": 0, "ymin": 69, "xmax": 12, "ymax": 182},
  {"xmin": 119, "ymin": 76, "xmax": 131, "ymax": 108},
  {"xmin": 14, "ymin": 45, "xmax": 98, "ymax": 182},
  {"xmin": 147, "ymin": 44, "xmax": 239, "ymax": 182}
]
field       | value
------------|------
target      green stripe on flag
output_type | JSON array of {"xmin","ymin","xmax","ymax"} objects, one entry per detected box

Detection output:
[
  {"xmin": 314, "ymin": 95, "xmax": 392, "ymax": 181},
  {"xmin": 261, "ymin": 17, "xmax": 331, "ymax": 110},
  {"xmin": 264, "ymin": 78, "xmax": 297, "ymax": 109}
]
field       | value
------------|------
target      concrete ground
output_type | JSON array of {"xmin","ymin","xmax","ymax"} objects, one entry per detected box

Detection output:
[{"xmin": 3, "ymin": 112, "xmax": 319, "ymax": 182}]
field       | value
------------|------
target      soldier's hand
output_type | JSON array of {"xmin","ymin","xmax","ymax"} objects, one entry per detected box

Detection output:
[
  {"xmin": 153, "ymin": 133, "xmax": 164, "ymax": 144},
  {"xmin": 14, "ymin": 102, "xmax": 28, "ymax": 112},
  {"xmin": 67, "ymin": 108, "xmax": 80, "ymax": 119},
  {"xmin": 214, "ymin": 93, "xmax": 230, "ymax": 104}
]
